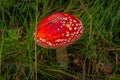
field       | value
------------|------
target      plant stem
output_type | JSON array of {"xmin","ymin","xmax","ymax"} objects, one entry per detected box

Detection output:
[
  {"xmin": 56, "ymin": 47, "xmax": 69, "ymax": 68},
  {"xmin": 35, "ymin": 0, "xmax": 38, "ymax": 79}
]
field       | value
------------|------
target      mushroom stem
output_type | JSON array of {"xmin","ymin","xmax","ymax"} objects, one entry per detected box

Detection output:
[{"xmin": 56, "ymin": 47, "xmax": 69, "ymax": 68}]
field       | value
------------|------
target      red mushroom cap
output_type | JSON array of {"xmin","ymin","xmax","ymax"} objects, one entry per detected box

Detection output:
[{"xmin": 34, "ymin": 12, "xmax": 84, "ymax": 49}]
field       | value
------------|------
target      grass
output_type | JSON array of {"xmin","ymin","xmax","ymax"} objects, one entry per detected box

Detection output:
[{"xmin": 0, "ymin": 0, "xmax": 120, "ymax": 80}]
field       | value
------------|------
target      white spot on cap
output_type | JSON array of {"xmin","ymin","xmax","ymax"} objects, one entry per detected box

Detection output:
[
  {"xmin": 57, "ymin": 28, "xmax": 60, "ymax": 31},
  {"xmin": 70, "ymin": 19, "xmax": 72, "ymax": 21},
  {"xmin": 72, "ymin": 24, "xmax": 74, "ymax": 26},
  {"xmin": 76, "ymin": 31, "xmax": 79, "ymax": 34},
  {"xmin": 79, "ymin": 23, "xmax": 82, "ymax": 26},
  {"xmin": 62, "ymin": 24, "xmax": 65, "ymax": 26},
  {"xmin": 69, "ymin": 27, "xmax": 72, "ymax": 31},
  {"xmin": 47, "ymin": 42, "xmax": 52, "ymax": 46},
  {"xmin": 73, "ymin": 20, "xmax": 77, "ymax": 23},
  {"xmin": 42, "ymin": 39, "xmax": 46, "ymax": 42},
  {"xmin": 53, "ymin": 44, "xmax": 56, "ymax": 47},
  {"xmin": 39, "ymin": 37, "xmax": 42, "ymax": 41},
  {"xmin": 61, "ymin": 33, "xmax": 65, "ymax": 37},
  {"xmin": 60, "ymin": 18, "xmax": 64, "ymax": 20},
  {"xmin": 66, "ymin": 31, "xmax": 70, "ymax": 37},
  {"xmin": 66, "ymin": 33, "xmax": 70, "ymax": 37},
  {"xmin": 49, "ymin": 42, "xmax": 52, "ymax": 45},
  {"xmin": 76, "ymin": 24, "xmax": 78, "ymax": 26},
  {"xmin": 66, "ymin": 31, "xmax": 69, "ymax": 33},
  {"xmin": 67, "ymin": 39, "xmax": 70, "ymax": 42},
  {"xmin": 68, "ymin": 37, "xmax": 71, "ymax": 40},
  {"xmin": 78, "ymin": 27, "xmax": 81, "ymax": 31},
  {"xmin": 55, "ymin": 39, "xmax": 64, "ymax": 43},
  {"xmin": 64, "ymin": 39, "xmax": 67, "ymax": 41},
  {"xmin": 55, "ymin": 39, "xmax": 60, "ymax": 42},
  {"xmin": 64, "ymin": 17, "xmax": 67, "ymax": 20},
  {"xmin": 61, "ymin": 39, "xmax": 64, "ymax": 42},
  {"xmin": 75, "ymin": 34, "xmax": 78, "ymax": 37},
  {"xmin": 80, "ymin": 30, "xmax": 83, "ymax": 34},
  {"xmin": 70, "ymin": 22, "xmax": 72, "ymax": 24},
  {"xmin": 74, "ymin": 27, "xmax": 77, "ymax": 30},
  {"xmin": 62, "ymin": 21, "xmax": 65, "ymax": 24},
  {"xmin": 60, "ymin": 26, "xmax": 63, "ymax": 28},
  {"xmin": 62, "ymin": 41, "xmax": 66, "ymax": 44}
]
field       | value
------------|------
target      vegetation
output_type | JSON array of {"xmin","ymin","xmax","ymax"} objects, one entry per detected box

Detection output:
[{"xmin": 0, "ymin": 0, "xmax": 120, "ymax": 80}]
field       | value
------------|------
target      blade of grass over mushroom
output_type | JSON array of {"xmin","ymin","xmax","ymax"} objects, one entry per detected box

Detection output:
[
  {"xmin": 36, "ymin": 18, "xmax": 60, "ymax": 30},
  {"xmin": 34, "ymin": 0, "xmax": 38, "ymax": 80}
]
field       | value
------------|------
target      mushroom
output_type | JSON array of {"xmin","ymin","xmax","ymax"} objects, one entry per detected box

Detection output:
[{"xmin": 34, "ymin": 12, "xmax": 84, "ymax": 68}]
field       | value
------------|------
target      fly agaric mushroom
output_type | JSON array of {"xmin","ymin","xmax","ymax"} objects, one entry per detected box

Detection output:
[{"xmin": 34, "ymin": 12, "xmax": 84, "ymax": 68}]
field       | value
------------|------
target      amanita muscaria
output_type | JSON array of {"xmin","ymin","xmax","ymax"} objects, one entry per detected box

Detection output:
[{"xmin": 34, "ymin": 12, "xmax": 84, "ymax": 68}]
